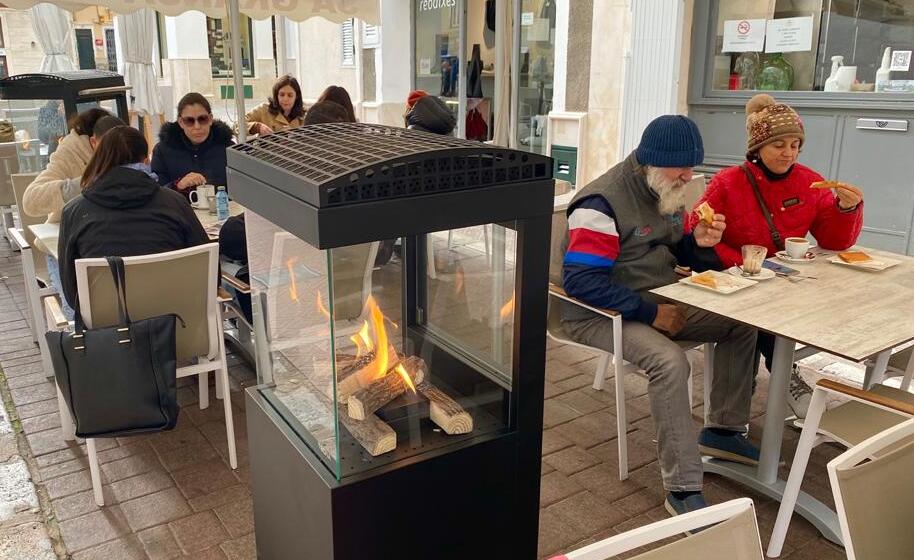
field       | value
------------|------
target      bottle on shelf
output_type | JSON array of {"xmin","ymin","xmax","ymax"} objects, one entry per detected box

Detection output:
[
  {"xmin": 875, "ymin": 47, "xmax": 892, "ymax": 92},
  {"xmin": 824, "ymin": 55, "xmax": 844, "ymax": 92},
  {"xmin": 216, "ymin": 186, "xmax": 230, "ymax": 221}
]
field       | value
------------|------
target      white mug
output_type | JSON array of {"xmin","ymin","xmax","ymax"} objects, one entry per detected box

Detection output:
[
  {"xmin": 785, "ymin": 237, "xmax": 810, "ymax": 259},
  {"xmin": 189, "ymin": 185, "xmax": 215, "ymax": 209}
]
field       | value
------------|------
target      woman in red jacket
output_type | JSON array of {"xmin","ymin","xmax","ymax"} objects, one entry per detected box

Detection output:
[{"xmin": 690, "ymin": 94, "xmax": 864, "ymax": 418}]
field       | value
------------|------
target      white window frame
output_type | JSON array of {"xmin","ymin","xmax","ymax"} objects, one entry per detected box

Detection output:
[
  {"xmin": 340, "ymin": 18, "xmax": 355, "ymax": 67},
  {"xmin": 361, "ymin": 22, "xmax": 380, "ymax": 49}
]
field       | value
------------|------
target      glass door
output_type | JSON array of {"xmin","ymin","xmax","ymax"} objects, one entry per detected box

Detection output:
[
  {"xmin": 514, "ymin": 0, "xmax": 556, "ymax": 154},
  {"xmin": 413, "ymin": 1, "xmax": 462, "ymax": 133}
]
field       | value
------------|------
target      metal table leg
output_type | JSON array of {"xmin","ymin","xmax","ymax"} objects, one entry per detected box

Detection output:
[{"xmin": 702, "ymin": 335, "xmax": 842, "ymax": 545}]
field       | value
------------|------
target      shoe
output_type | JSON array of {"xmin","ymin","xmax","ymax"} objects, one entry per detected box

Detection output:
[
  {"xmin": 698, "ymin": 428, "xmax": 760, "ymax": 466},
  {"xmin": 664, "ymin": 492, "xmax": 708, "ymax": 517},
  {"xmin": 787, "ymin": 364, "xmax": 813, "ymax": 419}
]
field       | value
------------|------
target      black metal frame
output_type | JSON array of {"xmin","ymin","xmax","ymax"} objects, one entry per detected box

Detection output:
[
  {"xmin": 235, "ymin": 123, "xmax": 552, "ymax": 560},
  {"xmin": 0, "ymin": 71, "xmax": 130, "ymax": 122}
]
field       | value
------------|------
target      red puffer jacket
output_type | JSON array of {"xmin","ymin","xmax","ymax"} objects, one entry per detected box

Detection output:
[{"xmin": 690, "ymin": 162, "xmax": 863, "ymax": 267}]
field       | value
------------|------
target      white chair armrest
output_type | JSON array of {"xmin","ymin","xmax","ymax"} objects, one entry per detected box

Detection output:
[
  {"xmin": 220, "ymin": 271, "xmax": 251, "ymax": 294},
  {"xmin": 816, "ymin": 378, "xmax": 914, "ymax": 416},
  {"xmin": 7, "ymin": 227, "xmax": 28, "ymax": 250},
  {"xmin": 548, "ymin": 283, "xmax": 620, "ymax": 320},
  {"xmin": 43, "ymin": 295, "xmax": 69, "ymax": 330}
]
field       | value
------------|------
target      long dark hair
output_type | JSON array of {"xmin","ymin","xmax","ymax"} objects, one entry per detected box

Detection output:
[
  {"xmin": 316, "ymin": 85, "xmax": 356, "ymax": 123},
  {"xmin": 177, "ymin": 92, "xmax": 212, "ymax": 116},
  {"xmin": 81, "ymin": 127, "xmax": 148, "ymax": 189},
  {"xmin": 69, "ymin": 108, "xmax": 112, "ymax": 136},
  {"xmin": 268, "ymin": 75, "xmax": 305, "ymax": 120}
]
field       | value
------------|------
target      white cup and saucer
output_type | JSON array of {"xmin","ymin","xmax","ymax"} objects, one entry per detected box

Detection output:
[
  {"xmin": 775, "ymin": 237, "xmax": 816, "ymax": 264},
  {"xmin": 189, "ymin": 184, "xmax": 216, "ymax": 210}
]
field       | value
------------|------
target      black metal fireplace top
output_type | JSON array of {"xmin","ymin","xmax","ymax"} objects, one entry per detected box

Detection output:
[
  {"xmin": 228, "ymin": 122, "xmax": 553, "ymax": 209},
  {"xmin": 0, "ymin": 71, "xmax": 126, "ymax": 99}
]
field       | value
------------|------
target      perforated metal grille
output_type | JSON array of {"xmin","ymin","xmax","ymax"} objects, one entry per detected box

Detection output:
[
  {"xmin": 230, "ymin": 123, "xmax": 552, "ymax": 207},
  {"xmin": 1, "ymin": 70, "xmax": 121, "ymax": 84}
]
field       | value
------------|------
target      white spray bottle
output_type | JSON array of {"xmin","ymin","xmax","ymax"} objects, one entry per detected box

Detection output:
[
  {"xmin": 824, "ymin": 56, "xmax": 843, "ymax": 92},
  {"xmin": 875, "ymin": 47, "xmax": 892, "ymax": 92}
]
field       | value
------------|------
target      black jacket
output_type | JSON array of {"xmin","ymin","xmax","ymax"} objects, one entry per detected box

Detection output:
[
  {"xmin": 150, "ymin": 120, "xmax": 234, "ymax": 190},
  {"xmin": 58, "ymin": 166, "xmax": 210, "ymax": 309},
  {"xmin": 405, "ymin": 96, "xmax": 456, "ymax": 135}
]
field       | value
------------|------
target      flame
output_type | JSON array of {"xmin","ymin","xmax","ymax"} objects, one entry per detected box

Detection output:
[
  {"xmin": 500, "ymin": 292, "xmax": 515, "ymax": 322},
  {"xmin": 454, "ymin": 266, "xmax": 465, "ymax": 295},
  {"xmin": 396, "ymin": 364, "xmax": 416, "ymax": 394},
  {"xmin": 350, "ymin": 321, "xmax": 372, "ymax": 357},
  {"xmin": 316, "ymin": 290, "xmax": 331, "ymax": 318},
  {"xmin": 286, "ymin": 258, "xmax": 299, "ymax": 302},
  {"xmin": 367, "ymin": 296, "xmax": 389, "ymax": 380}
]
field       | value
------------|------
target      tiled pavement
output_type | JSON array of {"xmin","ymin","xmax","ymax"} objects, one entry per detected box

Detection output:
[{"xmin": 0, "ymin": 238, "xmax": 848, "ymax": 559}]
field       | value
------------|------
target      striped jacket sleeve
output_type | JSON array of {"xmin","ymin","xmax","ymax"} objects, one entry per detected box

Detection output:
[{"xmin": 562, "ymin": 195, "xmax": 658, "ymax": 324}]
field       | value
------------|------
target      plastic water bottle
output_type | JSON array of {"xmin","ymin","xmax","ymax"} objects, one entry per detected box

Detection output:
[{"xmin": 216, "ymin": 186, "xmax": 230, "ymax": 221}]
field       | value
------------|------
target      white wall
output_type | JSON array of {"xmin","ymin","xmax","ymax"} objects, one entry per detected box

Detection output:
[
  {"xmin": 378, "ymin": 0, "xmax": 411, "ymax": 104},
  {"xmin": 253, "ymin": 17, "xmax": 273, "ymax": 61},
  {"xmin": 295, "ymin": 16, "xmax": 357, "ymax": 101},
  {"xmin": 165, "ymin": 12, "xmax": 209, "ymax": 59}
]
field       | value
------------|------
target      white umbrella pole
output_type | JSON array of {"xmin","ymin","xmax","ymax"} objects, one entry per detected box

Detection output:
[{"xmin": 227, "ymin": 0, "xmax": 246, "ymax": 142}]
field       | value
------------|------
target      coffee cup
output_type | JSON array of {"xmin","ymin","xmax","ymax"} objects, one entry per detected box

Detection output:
[
  {"xmin": 189, "ymin": 184, "xmax": 216, "ymax": 209},
  {"xmin": 785, "ymin": 237, "xmax": 810, "ymax": 259},
  {"xmin": 741, "ymin": 244, "xmax": 767, "ymax": 275}
]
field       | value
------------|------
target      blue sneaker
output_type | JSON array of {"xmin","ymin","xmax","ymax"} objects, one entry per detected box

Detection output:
[
  {"xmin": 664, "ymin": 492, "xmax": 708, "ymax": 517},
  {"xmin": 698, "ymin": 428, "xmax": 760, "ymax": 466}
]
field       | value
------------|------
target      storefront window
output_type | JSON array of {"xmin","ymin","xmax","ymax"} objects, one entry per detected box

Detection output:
[
  {"xmin": 515, "ymin": 0, "xmax": 555, "ymax": 154},
  {"xmin": 414, "ymin": 1, "xmax": 461, "ymax": 102},
  {"xmin": 711, "ymin": 0, "xmax": 914, "ymax": 93},
  {"xmin": 207, "ymin": 16, "xmax": 254, "ymax": 78}
]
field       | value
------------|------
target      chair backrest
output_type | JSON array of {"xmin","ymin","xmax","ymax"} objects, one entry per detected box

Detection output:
[
  {"xmin": 552, "ymin": 498, "xmax": 763, "ymax": 560},
  {"xmin": 75, "ymin": 244, "xmax": 220, "ymax": 361},
  {"xmin": 828, "ymin": 417, "xmax": 914, "ymax": 560},
  {"xmin": 0, "ymin": 142, "xmax": 20, "ymax": 206},
  {"xmin": 549, "ymin": 206, "xmax": 568, "ymax": 286},
  {"xmin": 11, "ymin": 172, "xmax": 47, "ymax": 279}
]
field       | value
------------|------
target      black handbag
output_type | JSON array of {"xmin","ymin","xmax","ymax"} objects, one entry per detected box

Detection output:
[{"xmin": 46, "ymin": 256, "xmax": 184, "ymax": 438}]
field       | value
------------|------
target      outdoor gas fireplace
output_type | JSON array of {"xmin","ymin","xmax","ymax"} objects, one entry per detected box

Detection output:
[{"xmin": 227, "ymin": 123, "xmax": 553, "ymax": 560}]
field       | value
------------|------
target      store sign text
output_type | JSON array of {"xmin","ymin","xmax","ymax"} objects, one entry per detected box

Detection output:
[{"xmin": 418, "ymin": 0, "xmax": 456, "ymax": 11}]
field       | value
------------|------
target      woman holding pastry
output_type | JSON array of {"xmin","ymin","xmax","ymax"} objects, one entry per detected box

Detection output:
[{"xmin": 689, "ymin": 94, "xmax": 864, "ymax": 418}]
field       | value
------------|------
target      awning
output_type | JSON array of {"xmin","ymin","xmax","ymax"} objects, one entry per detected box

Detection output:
[{"xmin": 2, "ymin": 0, "xmax": 379, "ymax": 24}]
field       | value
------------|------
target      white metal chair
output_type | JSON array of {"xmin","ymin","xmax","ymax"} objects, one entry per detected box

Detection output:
[
  {"xmin": 767, "ymin": 378, "xmax": 914, "ymax": 557},
  {"xmin": 828, "ymin": 416, "xmax": 914, "ymax": 560},
  {"xmin": 549, "ymin": 497, "xmax": 764, "ymax": 560},
  {"xmin": 46, "ymin": 243, "xmax": 237, "ymax": 507},
  {"xmin": 10, "ymin": 173, "xmax": 48, "ymax": 343},
  {"xmin": 0, "ymin": 141, "xmax": 19, "ymax": 241}
]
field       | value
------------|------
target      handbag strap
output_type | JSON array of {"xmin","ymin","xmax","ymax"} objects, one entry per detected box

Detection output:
[
  {"xmin": 740, "ymin": 163, "xmax": 784, "ymax": 251},
  {"xmin": 105, "ymin": 256, "xmax": 132, "ymax": 325}
]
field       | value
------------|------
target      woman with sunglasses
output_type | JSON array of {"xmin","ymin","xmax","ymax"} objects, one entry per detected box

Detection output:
[{"xmin": 151, "ymin": 92, "xmax": 234, "ymax": 193}]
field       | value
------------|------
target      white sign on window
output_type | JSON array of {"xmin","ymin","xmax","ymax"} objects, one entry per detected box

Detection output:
[
  {"xmin": 766, "ymin": 16, "xmax": 814, "ymax": 53},
  {"xmin": 419, "ymin": 58, "xmax": 431, "ymax": 75},
  {"xmin": 723, "ymin": 19, "xmax": 766, "ymax": 52},
  {"xmin": 890, "ymin": 50, "xmax": 912, "ymax": 72},
  {"xmin": 521, "ymin": 12, "xmax": 534, "ymax": 26}
]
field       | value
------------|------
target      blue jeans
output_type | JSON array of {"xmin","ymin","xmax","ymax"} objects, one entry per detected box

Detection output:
[{"xmin": 46, "ymin": 254, "xmax": 75, "ymax": 321}]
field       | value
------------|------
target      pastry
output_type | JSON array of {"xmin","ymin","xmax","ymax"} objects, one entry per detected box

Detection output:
[
  {"xmin": 691, "ymin": 271, "xmax": 718, "ymax": 289},
  {"xmin": 695, "ymin": 201, "xmax": 715, "ymax": 225},
  {"xmin": 811, "ymin": 180, "xmax": 841, "ymax": 189},
  {"xmin": 838, "ymin": 251, "xmax": 872, "ymax": 263}
]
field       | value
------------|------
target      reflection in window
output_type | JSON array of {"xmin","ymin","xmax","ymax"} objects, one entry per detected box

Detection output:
[
  {"xmin": 207, "ymin": 16, "xmax": 254, "ymax": 78},
  {"xmin": 712, "ymin": 0, "xmax": 914, "ymax": 93}
]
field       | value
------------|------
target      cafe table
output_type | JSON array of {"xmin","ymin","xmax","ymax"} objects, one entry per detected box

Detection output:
[{"xmin": 651, "ymin": 247, "xmax": 914, "ymax": 544}]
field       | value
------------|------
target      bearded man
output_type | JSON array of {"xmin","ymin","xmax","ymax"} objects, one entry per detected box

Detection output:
[{"xmin": 557, "ymin": 115, "xmax": 759, "ymax": 516}]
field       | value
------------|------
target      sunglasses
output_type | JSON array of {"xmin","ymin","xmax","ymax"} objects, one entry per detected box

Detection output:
[{"xmin": 180, "ymin": 114, "xmax": 212, "ymax": 127}]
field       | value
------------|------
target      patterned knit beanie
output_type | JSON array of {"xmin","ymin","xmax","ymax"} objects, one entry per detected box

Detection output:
[{"xmin": 745, "ymin": 94, "xmax": 804, "ymax": 157}]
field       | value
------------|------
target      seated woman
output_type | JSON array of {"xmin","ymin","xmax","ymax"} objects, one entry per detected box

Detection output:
[
  {"xmin": 689, "ymin": 94, "xmax": 864, "ymax": 418},
  {"xmin": 404, "ymin": 91, "xmax": 456, "ymax": 135},
  {"xmin": 315, "ymin": 85, "xmax": 357, "ymax": 123},
  {"xmin": 244, "ymin": 74, "xmax": 306, "ymax": 136},
  {"xmin": 58, "ymin": 126, "xmax": 210, "ymax": 310},
  {"xmin": 151, "ymin": 92, "xmax": 234, "ymax": 194}
]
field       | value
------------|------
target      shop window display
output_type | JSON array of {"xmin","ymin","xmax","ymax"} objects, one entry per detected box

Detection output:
[{"xmin": 712, "ymin": 0, "xmax": 914, "ymax": 93}]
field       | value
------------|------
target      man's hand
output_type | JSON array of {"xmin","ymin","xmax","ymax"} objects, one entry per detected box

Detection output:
[
  {"xmin": 693, "ymin": 213, "xmax": 726, "ymax": 248},
  {"xmin": 834, "ymin": 183, "xmax": 863, "ymax": 210},
  {"xmin": 177, "ymin": 172, "xmax": 206, "ymax": 191},
  {"xmin": 652, "ymin": 304, "xmax": 686, "ymax": 336}
]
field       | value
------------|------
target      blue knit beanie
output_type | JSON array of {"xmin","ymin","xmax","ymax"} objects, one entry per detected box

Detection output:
[{"xmin": 635, "ymin": 115, "xmax": 704, "ymax": 168}]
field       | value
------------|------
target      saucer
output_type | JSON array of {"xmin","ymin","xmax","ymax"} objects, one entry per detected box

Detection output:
[
  {"xmin": 727, "ymin": 266, "xmax": 775, "ymax": 280},
  {"xmin": 775, "ymin": 251, "xmax": 816, "ymax": 264}
]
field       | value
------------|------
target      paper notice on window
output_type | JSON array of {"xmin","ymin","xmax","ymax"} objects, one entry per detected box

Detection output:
[
  {"xmin": 766, "ymin": 16, "xmax": 813, "ymax": 53},
  {"xmin": 521, "ymin": 12, "xmax": 534, "ymax": 26},
  {"xmin": 419, "ymin": 58, "xmax": 431, "ymax": 75},
  {"xmin": 890, "ymin": 50, "xmax": 912, "ymax": 72},
  {"xmin": 723, "ymin": 19, "xmax": 766, "ymax": 52},
  {"xmin": 529, "ymin": 18, "xmax": 550, "ymax": 41}
]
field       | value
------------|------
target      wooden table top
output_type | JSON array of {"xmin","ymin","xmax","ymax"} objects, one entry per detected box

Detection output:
[{"xmin": 650, "ymin": 247, "xmax": 914, "ymax": 362}]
